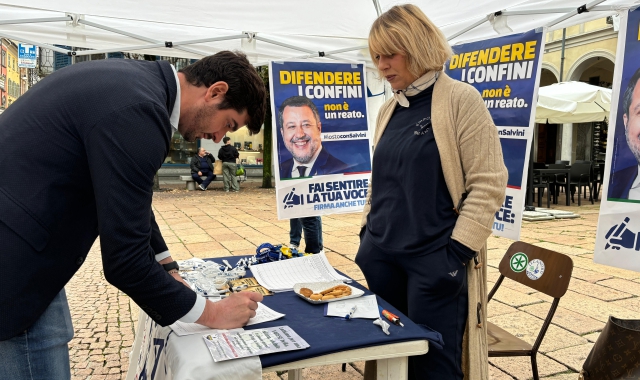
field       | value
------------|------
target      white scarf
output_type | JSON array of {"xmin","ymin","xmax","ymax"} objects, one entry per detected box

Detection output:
[{"xmin": 393, "ymin": 71, "xmax": 439, "ymax": 107}]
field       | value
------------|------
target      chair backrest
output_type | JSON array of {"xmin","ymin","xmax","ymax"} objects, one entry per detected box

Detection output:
[
  {"xmin": 533, "ymin": 162, "xmax": 547, "ymax": 169},
  {"xmin": 555, "ymin": 160, "xmax": 570, "ymax": 165},
  {"xmin": 497, "ymin": 241, "xmax": 573, "ymax": 298},
  {"xmin": 548, "ymin": 163, "xmax": 566, "ymax": 169},
  {"xmin": 569, "ymin": 162, "xmax": 591, "ymax": 179}
]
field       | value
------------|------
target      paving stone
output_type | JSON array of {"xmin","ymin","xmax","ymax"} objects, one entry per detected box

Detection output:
[
  {"xmin": 566, "ymin": 278, "xmax": 633, "ymax": 301},
  {"xmin": 487, "ymin": 300, "xmax": 519, "ymax": 318},
  {"xmin": 219, "ymin": 239, "xmax": 257, "ymax": 251},
  {"xmin": 325, "ymin": 252, "xmax": 354, "ymax": 267},
  {"xmin": 553, "ymin": 290, "xmax": 638, "ymax": 323},
  {"xmin": 546, "ymin": 343, "xmax": 594, "ymax": 372},
  {"xmin": 571, "ymin": 256, "xmax": 640, "ymax": 280},
  {"xmin": 610, "ymin": 297, "xmax": 640, "ymax": 313},
  {"xmin": 532, "ymin": 242, "xmax": 592, "ymax": 256},
  {"xmin": 281, "ymin": 363, "xmax": 362, "ymax": 379},
  {"xmin": 519, "ymin": 303, "xmax": 604, "ymax": 335},
  {"xmin": 490, "ymin": 354, "xmax": 568, "ymax": 379},
  {"xmin": 597, "ymin": 278, "xmax": 640, "ymax": 296},
  {"xmin": 489, "ymin": 363, "xmax": 513, "ymax": 380},
  {"xmin": 489, "ymin": 311, "xmax": 588, "ymax": 353},
  {"xmin": 570, "ymin": 267, "xmax": 612, "ymax": 283},
  {"xmin": 180, "ymin": 234, "xmax": 214, "ymax": 244},
  {"xmin": 489, "ymin": 283, "xmax": 545, "ymax": 307},
  {"xmin": 583, "ymin": 331, "xmax": 601, "ymax": 343},
  {"xmin": 543, "ymin": 373, "xmax": 580, "ymax": 379},
  {"xmin": 334, "ymin": 265, "xmax": 366, "ymax": 282}
]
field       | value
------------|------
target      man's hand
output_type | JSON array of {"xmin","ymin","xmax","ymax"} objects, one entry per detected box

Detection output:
[
  {"xmin": 198, "ymin": 171, "xmax": 202, "ymax": 176},
  {"xmin": 196, "ymin": 292, "xmax": 263, "ymax": 329}
]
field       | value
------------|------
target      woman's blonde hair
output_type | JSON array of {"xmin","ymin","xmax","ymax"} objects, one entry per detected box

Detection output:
[{"xmin": 369, "ymin": 4, "xmax": 452, "ymax": 78}]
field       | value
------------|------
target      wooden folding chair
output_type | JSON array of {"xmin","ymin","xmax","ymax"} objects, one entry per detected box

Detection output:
[{"xmin": 487, "ymin": 242, "xmax": 574, "ymax": 380}]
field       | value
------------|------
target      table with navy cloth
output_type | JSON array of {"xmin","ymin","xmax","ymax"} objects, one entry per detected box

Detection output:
[{"xmin": 127, "ymin": 256, "xmax": 434, "ymax": 379}]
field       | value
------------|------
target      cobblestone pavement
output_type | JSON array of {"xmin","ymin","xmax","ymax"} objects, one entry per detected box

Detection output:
[{"xmin": 65, "ymin": 182, "xmax": 639, "ymax": 379}]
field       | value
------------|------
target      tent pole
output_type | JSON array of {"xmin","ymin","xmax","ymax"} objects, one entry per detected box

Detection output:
[
  {"xmin": 0, "ymin": 32, "xmax": 70, "ymax": 54},
  {"xmin": 254, "ymin": 36, "xmax": 317, "ymax": 55},
  {"xmin": 559, "ymin": 28, "xmax": 566, "ymax": 81},
  {"xmin": 72, "ymin": 35, "xmax": 245, "ymax": 56},
  {"xmin": 447, "ymin": 17, "xmax": 488, "ymax": 41},
  {"xmin": 502, "ymin": 6, "xmax": 614, "ymax": 16},
  {"xmin": 545, "ymin": 0, "xmax": 608, "ymax": 28},
  {"xmin": 372, "ymin": 0, "xmax": 382, "ymax": 16},
  {"xmin": 78, "ymin": 19, "xmax": 209, "ymax": 57},
  {"xmin": 0, "ymin": 16, "xmax": 71, "ymax": 25}
]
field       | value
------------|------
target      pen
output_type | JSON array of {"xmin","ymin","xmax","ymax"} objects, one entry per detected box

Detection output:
[
  {"xmin": 379, "ymin": 306, "xmax": 404, "ymax": 327},
  {"xmin": 345, "ymin": 305, "xmax": 357, "ymax": 320}
]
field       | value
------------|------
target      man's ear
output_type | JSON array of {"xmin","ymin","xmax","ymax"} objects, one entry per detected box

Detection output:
[
  {"xmin": 206, "ymin": 81, "xmax": 229, "ymax": 102},
  {"xmin": 317, "ymin": 122, "xmax": 321, "ymax": 132},
  {"xmin": 624, "ymin": 114, "xmax": 628, "ymax": 129}
]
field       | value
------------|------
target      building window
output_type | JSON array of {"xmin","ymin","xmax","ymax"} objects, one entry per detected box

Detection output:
[{"xmin": 1, "ymin": 50, "xmax": 5, "ymax": 67}]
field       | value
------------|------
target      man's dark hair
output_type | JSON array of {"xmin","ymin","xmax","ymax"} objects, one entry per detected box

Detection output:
[
  {"xmin": 278, "ymin": 96, "xmax": 321, "ymax": 129},
  {"xmin": 623, "ymin": 67, "xmax": 640, "ymax": 116},
  {"xmin": 223, "ymin": 136, "xmax": 231, "ymax": 144},
  {"xmin": 179, "ymin": 51, "xmax": 266, "ymax": 134}
]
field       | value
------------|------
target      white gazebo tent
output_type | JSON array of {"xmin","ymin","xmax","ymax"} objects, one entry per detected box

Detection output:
[{"xmin": 0, "ymin": 0, "xmax": 637, "ymax": 64}]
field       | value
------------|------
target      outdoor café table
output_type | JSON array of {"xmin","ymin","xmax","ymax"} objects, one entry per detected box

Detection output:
[
  {"xmin": 126, "ymin": 256, "xmax": 431, "ymax": 380},
  {"xmin": 533, "ymin": 168, "xmax": 571, "ymax": 206}
]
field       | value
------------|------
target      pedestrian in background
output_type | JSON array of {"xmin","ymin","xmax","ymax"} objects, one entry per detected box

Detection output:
[
  {"xmin": 289, "ymin": 216, "xmax": 323, "ymax": 254},
  {"xmin": 218, "ymin": 136, "xmax": 240, "ymax": 192},
  {"xmin": 190, "ymin": 147, "xmax": 216, "ymax": 190},
  {"xmin": 355, "ymin": 4, "xmax": 508, "ymax": 380}
]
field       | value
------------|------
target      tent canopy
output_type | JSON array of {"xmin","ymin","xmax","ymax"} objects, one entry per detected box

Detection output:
[
  {"xmin": 535, "ymin": 81, "xmax": 612, "ymax": 123},
  {"xmin": 0, "ymin": 0, "xmax": 638, "ymax": 64}
]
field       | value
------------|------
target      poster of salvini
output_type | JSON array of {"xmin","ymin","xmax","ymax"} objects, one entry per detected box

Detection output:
[
  {"xmin": 446, "ymin": 28, "xmax": 545, "ymax": 240},
  {"xmin": 269, "ymin": 61, "xmax": 372, "ymax": 219}
]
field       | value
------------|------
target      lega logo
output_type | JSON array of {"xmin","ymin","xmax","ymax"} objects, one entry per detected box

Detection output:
[
  {"xmin": 282, "ymin": 188, "xmax": 303, "ymax": 209},
  {"xmin": 414, "ymin": 117, "xmax": 431, "ymax": 136}
]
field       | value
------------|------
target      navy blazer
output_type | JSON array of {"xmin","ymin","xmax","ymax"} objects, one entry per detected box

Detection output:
[
  {"xmin": 608, "ymin": 165, "xmax": 638, "ymax": 200},
  {"xmin": 0, "ymin": 59, "xmax": 196, "ymax": 340},
  {"xmin": 280, "ymin": 148, "xmax": 349, "ymax": 179}
]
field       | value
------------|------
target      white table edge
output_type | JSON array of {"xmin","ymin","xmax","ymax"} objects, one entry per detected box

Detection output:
[{"xmin": 262, "ymin": 339, "xmax": 429, "ymax": 371}]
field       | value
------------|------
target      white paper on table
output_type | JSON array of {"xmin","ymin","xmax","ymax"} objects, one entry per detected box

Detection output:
[
  {"xmin": 251, "ymin": 251, "xmax": 350, "ymax": 292},
  {"xmin": 203, "ymin": 325, "xmax": 309, "ymax": 362},
  {"xmin": 170, "ymin": 302, "xmax": 285, "ymax": 336},
  {"xmin": 324, "ymin": 295, "xmax": 380, "ymax": 319}
]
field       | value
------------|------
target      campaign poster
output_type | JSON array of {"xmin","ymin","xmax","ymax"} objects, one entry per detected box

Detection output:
[
  {"xmin": 595, "ymin": 8, "xmax": 640, "ymax": 272},
  {"xmin": 269, "ymin": 61, "xmax": 372, "ymax": 219},
  {"xmin": 446, "ymin": 29, "xmax": 545, "ymax": 240}
]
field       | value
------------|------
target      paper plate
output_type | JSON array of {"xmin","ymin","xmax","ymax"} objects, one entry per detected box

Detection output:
[{"xmin": 293, "ymin": 281, "xmax": 364, "ymax": 304}]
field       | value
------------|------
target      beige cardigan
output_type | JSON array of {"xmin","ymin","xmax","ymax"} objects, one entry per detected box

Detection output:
[{"xmin": 361, "ymin": 72, "xmax": 508, "ymax": 379}]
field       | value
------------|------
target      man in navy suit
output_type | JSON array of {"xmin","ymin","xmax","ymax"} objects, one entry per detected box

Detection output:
[
  {"xmin": 0, "ymin": 51, "xmax": 266, "ymax": 379},
  {"xmin": 610, "ymin": 67, "xmax": 640, "ymax": 200},
  {"xmin": 278, "ymin": 96, "xmax": 348, "ymax": 179}
]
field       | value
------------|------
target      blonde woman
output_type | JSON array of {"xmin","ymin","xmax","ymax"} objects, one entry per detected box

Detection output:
[{"xmin": 356, "ymin": 4, "xmax": 507, "ymax": 379}]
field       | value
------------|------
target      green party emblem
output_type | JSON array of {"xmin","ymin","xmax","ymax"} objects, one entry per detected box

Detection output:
[{"xmin": 510, "ymin": 252, "xmax": 528, "ymax": 273}]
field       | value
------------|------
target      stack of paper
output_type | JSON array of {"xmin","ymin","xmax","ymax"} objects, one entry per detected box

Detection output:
[
  {"xmin": 169, "ymin": 302, "xmax": 285, "ymax": 336},
  {"xmin": 203, "ymin": 325, "xmax": 309, "ymax": 362},
  {"xmin": 251, "ymin": 252, "xmax": 350, "ymax": 292}
]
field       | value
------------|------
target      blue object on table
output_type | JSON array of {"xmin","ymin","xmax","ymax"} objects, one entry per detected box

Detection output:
[{"xmin": 211, "ymin": 256, "xmax": 441, "ymax": 368}]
